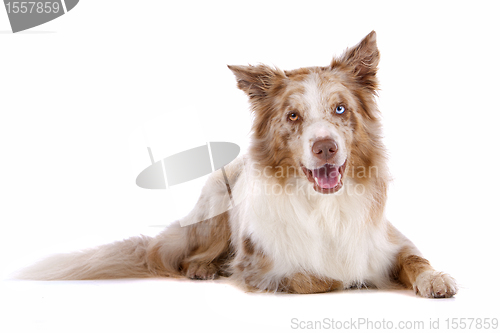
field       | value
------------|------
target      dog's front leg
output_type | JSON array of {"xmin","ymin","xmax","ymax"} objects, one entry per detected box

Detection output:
[
  {"xmin": 390, "ymin": 224, "xmax": 457, "ymax": 298},
  {"xmin": 395, "ymin": 246, "xmax": 457, "ymax": 298}
]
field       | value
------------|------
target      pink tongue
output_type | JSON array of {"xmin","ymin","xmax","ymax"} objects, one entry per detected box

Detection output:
[{"xmin": 312, "ymin": 165, "xmax": 340, "ymax": 189}]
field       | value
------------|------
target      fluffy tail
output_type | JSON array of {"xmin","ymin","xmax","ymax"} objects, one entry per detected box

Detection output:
[
  {"xmin": 15, "ymin": 236, "xmax": 155, "ymax": 280},
  {"xmin": 16, "ymin": 223, "xmax": 190, "ymax": 280}
]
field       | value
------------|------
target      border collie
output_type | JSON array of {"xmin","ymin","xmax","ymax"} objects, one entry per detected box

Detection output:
[{"xmin": 19, "ymin": 31, "xmax": 457, "ymax": 298}]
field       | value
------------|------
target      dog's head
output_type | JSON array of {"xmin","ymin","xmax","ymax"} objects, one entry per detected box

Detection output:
[{"xmin": 229, "ymin": 31, "xmax": 385, "ymax": 194}]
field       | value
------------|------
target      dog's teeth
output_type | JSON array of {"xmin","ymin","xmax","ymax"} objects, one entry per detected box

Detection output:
[{"xmin": 314, "ymin": 177, "xmax": 319, "ymax": 185}]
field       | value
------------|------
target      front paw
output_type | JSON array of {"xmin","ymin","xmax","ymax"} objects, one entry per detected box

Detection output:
[{"xmin": 414, "ymin": 271, "xmax": 457, "ymax": 298}]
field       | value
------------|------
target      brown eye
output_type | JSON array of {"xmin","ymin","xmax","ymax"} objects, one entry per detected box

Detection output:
[{"xmin": 288, "ymin": 113, "xmax": 299, "ymax": 122}]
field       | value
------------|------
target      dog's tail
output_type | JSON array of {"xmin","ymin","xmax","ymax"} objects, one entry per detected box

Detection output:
[{"xmin": 15, "ymin": 223, "xmax": 190, "ymax": 280}]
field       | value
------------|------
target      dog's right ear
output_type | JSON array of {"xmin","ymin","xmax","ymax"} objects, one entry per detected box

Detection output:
[{"xmin": 228, "ymin": 65, "xmax": 284, "ymax": 99}]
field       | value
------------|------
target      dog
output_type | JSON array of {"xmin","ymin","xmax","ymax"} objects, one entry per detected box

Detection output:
[{"xmin": 18, "ymin": 31, "xmax": 457, "ymax": 298}]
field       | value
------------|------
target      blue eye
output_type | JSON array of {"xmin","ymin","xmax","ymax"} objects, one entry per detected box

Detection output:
[{"xmin": 335, "ymin": 105, "xmax": 346, "ymax": 114}]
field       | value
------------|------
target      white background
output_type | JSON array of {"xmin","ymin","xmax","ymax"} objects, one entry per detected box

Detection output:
[{"xmin": 1, "ymin": 1, "xmax": 499, "ymax": 332}]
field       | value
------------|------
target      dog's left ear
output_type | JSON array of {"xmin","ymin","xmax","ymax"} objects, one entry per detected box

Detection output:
[{"xmin": 332, "ymin": 31, "xmax": 379, "ymax": 91}]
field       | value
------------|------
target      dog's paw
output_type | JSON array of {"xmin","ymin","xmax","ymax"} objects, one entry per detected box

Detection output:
[
  {"xmin": 186, "ymin": 262, "xmax": 218, "ymax": 280},
  {"xmin": 414, "ymin": 270, "xmax": 457, "ymax": 298}
]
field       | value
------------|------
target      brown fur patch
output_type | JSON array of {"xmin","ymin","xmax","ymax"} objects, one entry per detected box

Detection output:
[
  {"xmin": 395, "ymin": 251, "xmax": 433, "ymax": 288},
  {"xmin": 242, "ymin": 237, "xmax": 255, "ymax": 255},
  {"xmin": 279, "ymin": 273, "xmax": 343, "ymax": 294}
]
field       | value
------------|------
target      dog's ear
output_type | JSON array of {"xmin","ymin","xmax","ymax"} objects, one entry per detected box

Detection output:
[
  {"xmin": 332, "ymin": 31, "xmax": 379, "ymax": 91},
  {"xmin": 228, "ymin": 64, "xmax": 284, "ymax": 99}
]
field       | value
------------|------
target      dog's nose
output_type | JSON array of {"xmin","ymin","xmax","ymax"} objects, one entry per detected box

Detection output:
[{"xmin": 312, "ymin": 139, "xmax": 338, "ymax": 162}]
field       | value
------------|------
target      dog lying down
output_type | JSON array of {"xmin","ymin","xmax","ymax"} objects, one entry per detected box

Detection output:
[{"xmin": 18, "ymin": 31, "xmax": 457, "ymax": 298}]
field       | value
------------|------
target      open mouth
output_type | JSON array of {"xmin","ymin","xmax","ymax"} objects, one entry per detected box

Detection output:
[{"xmin": 301, "ymin": 162, "xmax": 346, "ymax": 194}]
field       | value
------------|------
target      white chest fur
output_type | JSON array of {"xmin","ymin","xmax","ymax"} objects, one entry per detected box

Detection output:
[{"xmin": 232, "ymin": 169, "xmax": 399, "ymax": 288}]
